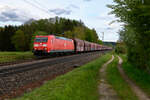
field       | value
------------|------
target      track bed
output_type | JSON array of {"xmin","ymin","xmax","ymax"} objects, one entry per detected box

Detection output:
[{"xmin": 0, "ymin": 51, "xmax": 108, "ymax": 100}]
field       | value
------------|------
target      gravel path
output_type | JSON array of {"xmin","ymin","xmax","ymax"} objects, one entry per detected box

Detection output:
[
  {"xmin": 99, "ymin": 55, "xmax": 120, "ymax": 100},
  {"xmin": 117, "ymin": 56, "xmax": 150, "ymax": 100}
]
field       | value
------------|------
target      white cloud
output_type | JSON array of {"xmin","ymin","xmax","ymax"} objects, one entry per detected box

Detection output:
[
  {"xmin": 49, "ymin": 8, "xmax": 72, "ymax": 15},
  {"xmin": 93, "ymin": 11, "xmax": 123, "ymax": 42},
  {"xmin": 83, "ymin": 0, "xmax": 92, "ymax": 2},
  {"xmin": 0, "ymin": 5, "xmax": 37, "ymax": 22}
]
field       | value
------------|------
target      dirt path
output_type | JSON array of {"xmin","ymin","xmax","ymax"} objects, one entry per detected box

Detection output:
[
  {"xmin": 117, "ymin": 56, "xmax": 150, "ymax": 100},
  {"xmin": 99, "ymin": 55, "xmax": 120, "ymax": 100}
]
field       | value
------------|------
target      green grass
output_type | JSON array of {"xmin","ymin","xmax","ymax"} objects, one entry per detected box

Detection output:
[
  {"xmin": 0, "ymin": 52, "xmax": 34, "ymax": 63},
  {"xmin": 13, "ymin": 54, "xmax": 111, "ymax": 100},
  {"xmin": 121, "ymin": 55, "xmax": 150, "ymax": 96},
  {"xmin": 106, "ymin": 55, "xmax": 138, "ymax": 100}
]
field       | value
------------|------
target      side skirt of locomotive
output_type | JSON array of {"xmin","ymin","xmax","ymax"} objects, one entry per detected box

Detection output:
[{"xmin": 33, "ymin": 50, "xmax": 75, "ymax": 57}]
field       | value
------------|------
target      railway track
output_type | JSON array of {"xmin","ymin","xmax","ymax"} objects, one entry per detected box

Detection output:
[
  {"xmin": 0, "ymin": 52, "xmax": 94, "ymax": 77},
  {"xmin": 0, "ymin": 56, "xmax": 71, "ymax": 76},
  {"xmin": 0, "ymin": 59, "xmax": 35, "ymax": 66},
  {"xmin": 0, "ymin": 52, "xmax": 92, "ymax": 66},
  {"xmin": 0, "ymin": 51, "xmax": 107, "ymax": 76},
  {"xmin": 0, "ymin": 51, "xmax": 108, "ymax": 100}
]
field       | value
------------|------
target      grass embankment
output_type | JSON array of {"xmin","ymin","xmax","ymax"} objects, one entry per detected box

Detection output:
[
  {"xmin": 13, "ymin": 54, "xmax": 111, "ymax": 100},
  {"xmin": 106, "ymin": 55, "xmax": 138, "ymax": 100},
  {"xmin": 121, "ymin": 55, "xmax": 150, "ymax": 96},
  {"xmin": 0, "ymin": 52, "xmax": 34, "ymax": 63}
]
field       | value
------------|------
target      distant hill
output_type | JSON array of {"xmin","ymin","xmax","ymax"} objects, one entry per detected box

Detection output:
[
  {"xmin": 24, "ymin": 18, "xmax": 36, "ymax": 25},
  {"xmin": 48, "ymin": 17, "xmax": 61, "ymax": 24},
  {"xmin": 24, "ymin": 17, "xmax": 61, "ymax": 25},
  {"xmin": 103, "ymin": 42, "xmax": 116, "ymax": 47}
]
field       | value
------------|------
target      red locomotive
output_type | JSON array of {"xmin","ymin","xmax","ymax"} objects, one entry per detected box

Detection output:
[
  {"xmin": 33, "ymin": 35, "xmax": 74, "ymax": 55},
  {"xmin": 33, "ymin": 35, "xmax": 112, "ymax": 56}
]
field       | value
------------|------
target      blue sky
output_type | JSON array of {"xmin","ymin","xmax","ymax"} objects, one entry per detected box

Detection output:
[{"xmin": 0, "ymin": 0, "xmax": 122, "ymax": 42}]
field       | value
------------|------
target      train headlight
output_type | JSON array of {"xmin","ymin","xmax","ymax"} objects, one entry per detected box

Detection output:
[
  {"xmin": 34, "ymin": 44, "xmax": 39, "ymax": 47},
  {"xmin": 44, "ymin": 48, "xmax": 47, "ymax": 50},
  {"xmin": 43, "ymin": 44, "xmax": 47, "ymax": 47}
]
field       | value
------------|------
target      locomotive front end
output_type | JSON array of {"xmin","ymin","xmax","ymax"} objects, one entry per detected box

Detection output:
[{"xmin": 33, "ymin": 36, "xmax": 50, "ymax": 55}]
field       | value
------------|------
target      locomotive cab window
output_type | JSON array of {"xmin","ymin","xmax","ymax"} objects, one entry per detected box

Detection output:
[{"xmin": 35, "ymin": 37, "xmax": 48, "ymax": 42}]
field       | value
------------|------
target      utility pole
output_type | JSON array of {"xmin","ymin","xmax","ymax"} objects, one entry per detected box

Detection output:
[{"xmin": 102, "ymin": 32, "xmax": 104, "ymax": 41}]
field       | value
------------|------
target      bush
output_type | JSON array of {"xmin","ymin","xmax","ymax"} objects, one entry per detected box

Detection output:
[{"xmin": 115, "ymin": 43, "xmax": 126, "ymax": 54}]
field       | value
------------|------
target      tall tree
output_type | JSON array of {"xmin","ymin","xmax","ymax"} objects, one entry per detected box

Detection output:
[
  {"xmin": 11, "ymin": 30, "xmax": 26, "ymax": 51},
  {"xmin": 108, "ymin": 0, "xmax": 150, "ymax": 69},
  {"xmin": 0, "ymin": 25, "xmax": 17, "ymax": 51}
]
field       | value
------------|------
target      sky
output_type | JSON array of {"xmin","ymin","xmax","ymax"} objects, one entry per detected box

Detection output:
[{"xmin": 0, "ymin": 0, "xmax": 122, "ymax": 42}]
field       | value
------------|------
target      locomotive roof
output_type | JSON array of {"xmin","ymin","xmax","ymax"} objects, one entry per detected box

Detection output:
[
  {"xmin": 55, "ymin": 36, "xmax": 73, "ymax": 41},
  {"xmin": 36, "ymin": 35, "xmax": 72, "ymax": 41}
]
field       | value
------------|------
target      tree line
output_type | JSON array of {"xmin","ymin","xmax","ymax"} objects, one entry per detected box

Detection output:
[
  {"xmin": 109, "ymin": 0, "xmax": 150, "ymax": 70},
  {"xmin": 0, "ymin": 17, "xmax": 101, "ymax": 51}
]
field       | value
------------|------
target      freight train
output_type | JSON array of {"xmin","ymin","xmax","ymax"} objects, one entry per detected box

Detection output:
[{"xmin": 33, "ymin": 35, "xmax": 112, "ymax": 56}]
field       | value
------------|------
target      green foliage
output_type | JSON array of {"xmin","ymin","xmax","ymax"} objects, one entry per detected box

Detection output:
[
  {"xmin": 11, "ymin": 30, "xmax": 27, "ymax": 51},
  {"xmin": 72, "ymin": 26, "xmax": 85, "ymax": 40},
  {"xmin": 0, "ymin": 27, "xmax": 3, "ymax": 31},
  {"xmin": 121, "ymin": 55, "xmax": 150, "ymax": 96},
  {"xmin": 85, "ymin": 29, "xmax": 99, "ymax": 43},
  {"xmin": 13, "ymin": 54, "xmax": 111, "ymax": 100},
  {"xmin": 115, "ymin": 42, "xmax": 126, "ymax": 54},
  {"xmin": 0, "ymin": 25, "xmax": 17, "ymax": 51},
  {"xmin": 108, "ymin": 0, "xmax": 150, "ymax": 69},
  {"xmin": 64, "ymin": 30, "xmax": 74, "ymax": 38},
  {"xmin": 63, "ymin": 27, "xmax": 99, "ymax": 43},
  {"xmin": 97, "ymin": 39, "xmax": 103, "ymax": 44},
  {"xmin": 85, "ymin": 29, "xmax": 94, "ymax": 42}
]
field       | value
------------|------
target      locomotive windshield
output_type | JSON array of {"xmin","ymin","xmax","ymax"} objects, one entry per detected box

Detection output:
[{"xmin": 35, "ymin": 37, "xmax": 48, "ymax": 42}]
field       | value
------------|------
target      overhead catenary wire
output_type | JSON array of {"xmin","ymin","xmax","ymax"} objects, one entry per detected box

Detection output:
[
  {"xmin": 22, "ymin": 0, "xmax": 51, "ymax": 16},
  {"xmin": 32, "ymin": 0, "xmax": 50, "ymax": 11}
]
